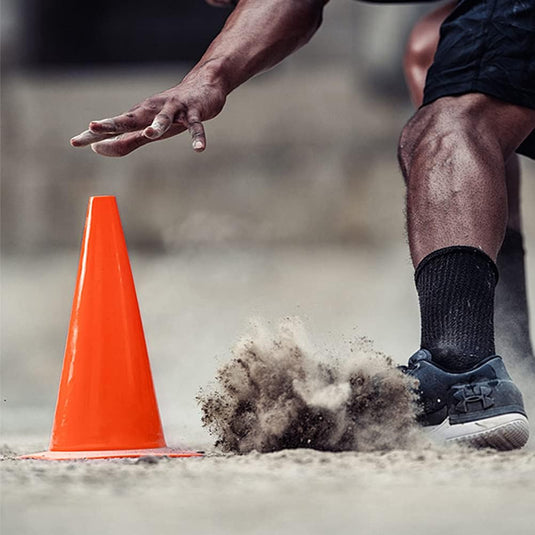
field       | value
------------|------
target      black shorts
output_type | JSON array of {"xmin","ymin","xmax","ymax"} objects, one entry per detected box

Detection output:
[
  {"xmin": 360, "ymin": 0, "xmax": 535, "ymax": 158},
  {"xmin": 422, "ymin": 0, "xmax": 535, "ymax": 158}
]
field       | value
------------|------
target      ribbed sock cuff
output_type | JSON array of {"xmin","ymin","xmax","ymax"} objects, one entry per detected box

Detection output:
[{"xmin": 415, "ymin": 245, "xmax": 499, "ymax": 285}]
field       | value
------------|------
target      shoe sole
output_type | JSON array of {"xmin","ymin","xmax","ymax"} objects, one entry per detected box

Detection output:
[{"xmin": 426, "ymin": 413, "xmax": 530, "ymax": 451}]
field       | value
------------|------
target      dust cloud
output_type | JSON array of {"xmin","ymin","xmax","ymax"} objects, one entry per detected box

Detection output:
[{"xmin": 198, "ymin": 318, "xmax": 425, "ymax": 453}]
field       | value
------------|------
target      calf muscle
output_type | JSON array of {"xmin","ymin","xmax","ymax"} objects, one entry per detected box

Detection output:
[{"xmin": 399, "ymin": 94, "xmax": 535, "ymax": 265}]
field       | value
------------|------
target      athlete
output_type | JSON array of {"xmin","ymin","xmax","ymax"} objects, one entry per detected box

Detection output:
[{"xmin": 71, "ymin": 0, "xmax": 535, "ymax": 450}]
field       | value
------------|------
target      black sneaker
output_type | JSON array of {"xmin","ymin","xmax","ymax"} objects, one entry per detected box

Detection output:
[{"xmin": 401, "ymin": 349, "xmax": 529, "ymax": 450}]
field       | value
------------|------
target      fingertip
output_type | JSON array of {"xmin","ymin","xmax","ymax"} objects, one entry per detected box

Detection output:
[
  {"xmin": 143, "ymin": 127, "xmax": 161, "ymax": 140},
  {"xmin": 193, "ymin": 140, "xmax": 205, "ymax": 152},
  {"xmin": 91, "ymin": 138, "xmax": 130, "ymax": 158},
  {"xmin": 71, "ymin": 134, "xmax": 90, "ymax": 147},
  {"xmin": 91, "ymin": 142, "xmax": 116, "ymax": 157}
]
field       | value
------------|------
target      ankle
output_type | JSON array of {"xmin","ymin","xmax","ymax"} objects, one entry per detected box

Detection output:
[{"xmin": 415, "ymin": 246, "xmax": 498, "ymax": 371}]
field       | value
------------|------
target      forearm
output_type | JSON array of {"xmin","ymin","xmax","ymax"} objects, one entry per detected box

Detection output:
[
  {"xmin": 188, "ymin": 0, "xmax": 330, "ymax": 93},
  {"xmin": 71, "ymin": 0, "xmax": 329, "ymax": 156}
]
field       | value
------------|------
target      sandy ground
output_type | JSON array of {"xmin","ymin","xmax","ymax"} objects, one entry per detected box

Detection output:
[
  {"xmin": 2, "ymin": 243, "xmax": 535, "ymax": 534},
  {"xmin": 3, "ymin": 448, "xmax": 535, "ymax": 535}
]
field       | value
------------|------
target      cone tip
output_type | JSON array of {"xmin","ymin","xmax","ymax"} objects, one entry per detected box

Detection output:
[
  {"xmin": 88, "ymin": 195, "xmax": 118, "ymax": 211},
  {"xmin": 89, "ymin": 195, "xmax": 116, "ymax": 201}
]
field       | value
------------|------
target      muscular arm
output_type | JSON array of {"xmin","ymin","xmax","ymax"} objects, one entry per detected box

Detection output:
[
  {"xmin": 201, "ymin": 0, "xmax": 327, "ymax": 92},
  {"xmin": 71, "ymin": 0, "xmax": 329, "ymax": 157}
]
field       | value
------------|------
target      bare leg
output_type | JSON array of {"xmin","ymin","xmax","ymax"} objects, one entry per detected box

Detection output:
[
  {"xmin": 399, "ymin": 94, "xmax": 535, "ymax": 263},
  {"xmin": 398, "ymin": 93, "xmax": 535, "ymax": 369},
  {"xmin": 403, "ymin": 4, "xmax": 525, "ymax": 260},
  {"xmin": 403, "ymin": 6, "xmax": 535, "ymax": 370}
]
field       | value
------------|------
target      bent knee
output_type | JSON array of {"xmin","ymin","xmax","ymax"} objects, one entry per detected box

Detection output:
[
  {"xmin": 398, "ymin": 94, "xmax": 535, "ymax": 177},
  {"xmin": 398, "ymin": 96, "xmax": 496, "ymax": 179}
]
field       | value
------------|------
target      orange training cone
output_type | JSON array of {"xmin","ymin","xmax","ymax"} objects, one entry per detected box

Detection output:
[{"xmin": 20, "ymin": 196, "xmax": 201, "ymax": 459}]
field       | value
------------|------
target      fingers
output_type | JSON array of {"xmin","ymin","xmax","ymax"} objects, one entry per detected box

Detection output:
[
  {"xmin": 186, "ymin": 110, "xmax": 206, "ymax": 152},
  {"xmin": 143, "ymin": 106, "xmax": 207, "ymax": 151},
  {"xmin": 88, "ymin": 107, "xmax": 147, "ymax": 134},
  {"xmin": 142, "ymin": 102, "xmax": 176, "ymax": 140},
  {"xmin": 90, "ymin": 132, "xmax": 152, "ymax": 157},
  {"xmin": 143, "ymin": 114, "xmax": 172, "ymax": 140},
  {"xmin": 70, "ymin": 129, "xmax": 118, "ymax": 147},
  {"xmin": 72, "ymin": 98, "xmax": 208, "ymax": 155},
  {"xmin": 91, "ymin": 124, "xmax": 186, "ymax": 157}
]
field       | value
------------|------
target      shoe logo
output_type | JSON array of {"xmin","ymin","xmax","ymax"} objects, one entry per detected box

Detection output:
[{"xmin": 452, "ymin": 384, "xmax": 494, "ymax": 413}]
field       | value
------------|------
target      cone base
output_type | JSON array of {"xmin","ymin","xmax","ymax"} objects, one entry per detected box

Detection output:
[{"xmin": 18, "ymin": 447, "xmax": 203, "ymax": 460}]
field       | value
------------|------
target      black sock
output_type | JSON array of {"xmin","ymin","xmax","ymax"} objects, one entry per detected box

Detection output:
[
  {"xmin": 495, "ymin": 228, "xmax": 535, "ymax": 371},
  {"xmin": 415, "ymin": 246, "xmax": 498, "ymax": 371}
]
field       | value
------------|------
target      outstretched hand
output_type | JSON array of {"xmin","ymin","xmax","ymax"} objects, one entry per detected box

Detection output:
[
  {"xmin": 71, "ymin": 0, "xmax": 327, "ymax": 156},
  {"xmin": 70, "ymin": 76, "xmax": 227, "ymax": 157}
]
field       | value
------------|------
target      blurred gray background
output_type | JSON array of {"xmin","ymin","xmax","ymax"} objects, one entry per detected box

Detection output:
[
  {"xmin": 2, "ymin": 0, "xmax": 535, "ymax": 448},
  {"xmin": 2, "ymin": 0, "xmax": 421, "ymax": 252}
]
